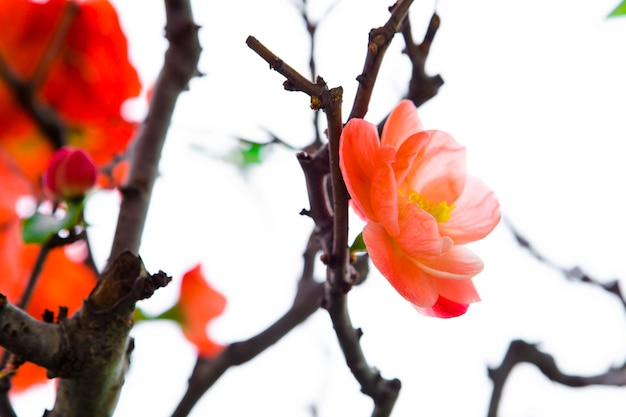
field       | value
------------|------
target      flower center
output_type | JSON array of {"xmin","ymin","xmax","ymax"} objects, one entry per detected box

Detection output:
[{"xmin": 406, "ymin": 190, "xmax": 455, "ymax": 222}]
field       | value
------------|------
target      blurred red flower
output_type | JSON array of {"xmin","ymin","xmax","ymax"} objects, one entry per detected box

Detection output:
[
  {"xmin": 177, "ymin": 265, "xmax": 227, "ymax": 358},
  {"xmin": 0, "ymin": 0, "xmax": 140, "ymax": 188}
]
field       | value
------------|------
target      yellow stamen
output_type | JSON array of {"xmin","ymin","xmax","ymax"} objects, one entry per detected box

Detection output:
[{"xmin": 405, "ymin": 190, "xmax": 455, "ymax": 222}]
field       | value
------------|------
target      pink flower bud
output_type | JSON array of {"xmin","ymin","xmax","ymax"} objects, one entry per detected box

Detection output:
[{"xmin": 44, "ymin": 147, "xmax": 97, "ymax": 200}]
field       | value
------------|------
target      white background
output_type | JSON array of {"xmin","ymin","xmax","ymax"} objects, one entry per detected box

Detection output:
[{"xmin": 12, "ymin": 0, "xmax": 626, "ymax": 416}]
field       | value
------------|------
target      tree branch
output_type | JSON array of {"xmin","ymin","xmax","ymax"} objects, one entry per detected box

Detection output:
[
  {"xmin": 45, "ymin": 251, "xmax": 170, "ymax": 417},
  {"xmin": 0, "ymin": 295, "xmax": 63, "ymax": 372},
  {"xmin": 349, "ymin": 0, "xmax": 414, "ymax": 120},
  {"xmin": 505, "ymin": 218, "xmax": 626, "ymax": 310},
  {"xmin": 402, "ymin": 12, "xmax": 444, "ymax": 108},
  {"xmin": 247, "ymin": 27, "xmax": 401, "ymax": 417},
  {"xmin": 487, "ymin": 340, "xmax": 626, "ymax": 417},
  {"xmin": 107, "ymin": 0, "xmax": 202, "ymax": 265},
  {"xmin": 487, "ymin": 220, "xmax": 626, "ymax": 416}
]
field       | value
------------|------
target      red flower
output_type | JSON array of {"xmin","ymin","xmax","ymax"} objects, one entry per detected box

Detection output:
[
  {"xmin": 339, "ymin": 100, "xmax": 500, "ymax": 318},
  {"xmin": 177, "ymin": 265, "xmax": 227, "ymax": 358},
  {"xmin": 43, "ymin": 146, "xmax": 96, "ymax": 200},
  {"xmin": 0, "ymin": 0, "xmax": 140, "ymax": 188}
]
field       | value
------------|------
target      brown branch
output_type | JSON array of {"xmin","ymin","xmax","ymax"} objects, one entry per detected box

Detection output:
[
  {"xmin": 488, "ymin": 220, "xmax": 626, "ymax": 416},
  {"xmin": 504, "ymin": 217, "xmax": 626, "ymax": 310},
  {"xmin": 0, "ymin": 244, "xmax": 51, "ymax": 414},
  {"xmin": 298, "ymin": 146, "xmax": 333, "ymax": 234},
  {"xmin": 487, "ymin": 340, "xmax": 626, "ymax": 417},
  {"xmin": 326, "ymin": 294, "xmax": 401, "ymax": 417},
  {"xmin": 0, "ymin": 295, "xmax": 64, "ymax": 373},
  {"xmin": 45, "ymin": 251, "xmax": 170, "ymax": 417},
  {"xmin": 247, "ymin": 31, "xmax": 400, "ymax": 417},
  {"xmin": 402, "ymin": 12, "xmax": 444, "ymax": 108},
  {"xmin": 298, "ymin": 0, "xmax": 323, "ymax": 146},
  {"xmin": 107, "ymin": 0, "xmax": 202, "ymax": 265},
  {"xmin": 0, "ymin": 54, "xmax": 67, "ymax": 149},
  {"xmin": 349, "ymin": 0, "xmax": 414, "ymax": 120},
  {"xmin": 246, "ymin": 36, "xmax": 328, "ymax": 101},
  {"xmin": 0, "ymin": 236, "xmax": 61, "ymax": 404}
]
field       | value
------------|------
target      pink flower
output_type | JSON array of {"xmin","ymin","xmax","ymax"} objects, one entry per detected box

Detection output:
[
  {"xmin": 339, "ymin": 100, "xmax": 500, "ymax": 318},
  {"xmin": 43, "ymin": 147, "xmax": 97, "ymax": 200}
]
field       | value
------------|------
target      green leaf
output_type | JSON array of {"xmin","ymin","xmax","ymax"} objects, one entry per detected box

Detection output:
[
  {"xmin": 221, "ymin": 139, "xmax": 271, "ymax": 168},
  {"xmin": 609, "ymin": 0, "xmax": 626, "ymax": 17},
  {"xmin": 242, "ymin": 143, "xmax": 264, "ymax": 165},
  {"xmin": 153, "ymin": 305, "xmax": 184, "ymax": 323},
  {"xmin": 235, "ymin": 140, "xmax": 265, "ymax": 166},
  {"xmin": 133, "ymin": 307, "xmax": 150, "ymax": 323},
  {"xmin": 349, "ymin": 232, "xmax": 367, "ymax": 254},
  {"xmin": 22, "ymin": 200, "xmax": 84, "ymax": 244}
]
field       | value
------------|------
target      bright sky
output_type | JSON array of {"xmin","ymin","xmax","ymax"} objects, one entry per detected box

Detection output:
[{"xmin": 12, "ymin": 0, "xmax": 626, "ymax": 416}]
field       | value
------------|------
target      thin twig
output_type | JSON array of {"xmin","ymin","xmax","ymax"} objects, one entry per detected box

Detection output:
[
  {"xmin": 488, "ymin": 220, "xmax": 626, "ymax": 416},
  {"xmin": 246, "ymin": 36, "xmax": 327, "ymax": 100},
  {"xmin": 298, "ymin": 0, "xmax": 323, "ymax": 146},
  {"xmin": 349, "ymin": 0, "xmax": 414, "ymax": 120},
  {"xmin": 487, "ymin": 340, "xmax": 626, "ymax": 417},
  {"xmin": 401, "ymin": 12, "xmax": 444, "ymax": 108},
  {"xmin": 504, "ymin": 217, "xmax": 626, "ymax": 309}
]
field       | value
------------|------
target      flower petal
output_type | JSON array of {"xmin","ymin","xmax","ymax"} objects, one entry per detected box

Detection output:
[
  {"xmin": 394, "ymin": 198, "xmax": 446, "ymax": 258},
  {"xmin": 417, "ymin": 245, "xmax": 484, "ymax": 280},
  {"xmin": 406, "ymin": 130, "xmax": 466, "ymax": 204},
  {"xmin": 370, "ymin": 163, "xmax": 399, "ymax": 235},
  {"xmin": 391, "ymin": 131, "xmax": 429, "ymax": 185},
  {"xmin": 339, "ymin": 118, "xmax": 381, "ymax": 221},
  {"xmin": 363, "ymin": 222, "xmax": 439, "ymax": 308},
  {"xmin": 381, "ymin": 100, "xmax": 424, "ymax": 150},
  {"xmin": 179, "ymin": 264, "xmax": 227, "ymax": 358},
  {"xmin": 414, "ymin": 296, "xmax": 469, "ymax": 318},
  {"xmin": 439, "ymin": 176, "xmax": 501, "ymax": 244}
]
